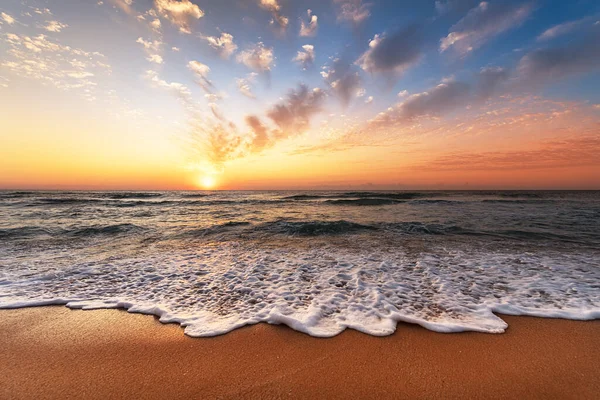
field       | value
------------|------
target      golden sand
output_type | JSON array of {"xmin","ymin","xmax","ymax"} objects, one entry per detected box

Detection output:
[{"xmin": 1, "ymin": 307, "xmax": 598, "ymax": 399}]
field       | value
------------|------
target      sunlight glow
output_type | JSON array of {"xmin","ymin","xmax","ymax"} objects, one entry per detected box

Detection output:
[{"xmin": 199, "ymin": 175, "xmax": 217, "ymax": 189}]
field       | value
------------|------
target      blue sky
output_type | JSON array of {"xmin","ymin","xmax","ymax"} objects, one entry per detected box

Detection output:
[{"xmin": 1, "ymin": 0, "xmax": 599, "ymax": 189}]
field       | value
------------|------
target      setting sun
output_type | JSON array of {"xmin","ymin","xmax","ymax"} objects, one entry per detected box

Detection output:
[{"xmin": 199, "ymin": 175, "xmax": 217, "ymax": 190}]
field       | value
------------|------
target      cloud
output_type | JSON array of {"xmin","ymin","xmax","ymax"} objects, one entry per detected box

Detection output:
[
  {"xmin": 537, "ymin": 16, "xmax": 597, "ymax": 41},
  {"xmin": 1, "ymin": 12, "xmax": 15, "ymax": 25},
  {"xmin": 293, "ymin": 45, "xmax": 315, "ymax": 70},
  {"xmin": 518, "ymin": 27, "xmax": 600, "ymax": 86},
  {"xmin": 333, "ymin": 0, "xmax": 371, "ymax": 25},
  {"xmin": 43, "ymin": 21, "xmax": 68, "ymax": 32},
  {"xmin": 245, "ymin": 115, "xmax": 271, "ymax": 152},
  {"xmin": 476, "ymin": 66, "xmax": 509, "ymax": 98},
  {"xmin": 201, "ymin": 32, "xmax": 237, "ymax": 59},
  {"xmin": 357, "ymin": 25, "xmax": 424, "ymax": 75},
  {"xmin": 417, "ymin": 135, "xmax": 600, "ymax": 171},
  {"xmin": 154, "ymin": 0, "xmax": 204, "ymax": 34},
  {"xmin": 136, "ymin": 37, "xmax": 163, "ymax": 52},
  {"xmin": 236, "ymin": 42, "xmax": 274, "ymax": 72},
  {"xmin": 147, "ymin": 54, "xmax": 163, "ymax": 64},
  {"xmin": 187, "ymin": 60, "xmax": 213, "ymax": 92},
  {"xmin": 299, "ymin": 10, "xmax": 318, "ymax": 37},
  {"xmin": 322, "ymin": 58, "xmax": 362, "ymax": 107},
  {"xmin": 136, "ymin": 37, "xmax": 164, "ymax": 64},
  {"xmin": 365, "ymin": 96, "xmax": 374, "ymax": 104},
  {"xmin": 258, "ymin": 0, "xmax": 288, "ymax": 31},
  {"xmin": 434, "ymin": 0, "xmax": 479, "ymax": 15},
  {"xmin": 144, "ymin": 69, "xmax": 191, "ymax": 101},
  {"xmin": 150, "ymin": 18, "xmax": 162, "ymax": 33},
  {"xmin": 267, "ymin": 84, "xmax": 326, "ymax": 139},
  {"xmin": 440, "ymin": 1, "xmax": 533, "ymax": 56},
  {"xmin": 398, "ymin": 90, "xmax": 409, "ymax": 97},
  {"xmin": 236, "ymin": 73, "xmax": 258, "ymax": 98},
  {"xmin": 0, "ymin": 33, "xmax": 109, "ymax": 101},
  {"xmin": 370, "ymin": 67, "xmax": 509, "ymax": 126}
]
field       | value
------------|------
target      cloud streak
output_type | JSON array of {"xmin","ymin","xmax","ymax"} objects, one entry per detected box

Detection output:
[{"xmin": 440, "ymin": 1, "xmax": 533, "ymax": 56}]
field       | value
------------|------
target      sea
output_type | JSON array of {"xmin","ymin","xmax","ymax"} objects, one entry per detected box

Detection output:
[{"xmin": 1, "ymin": 190, "xmax": 599, "ymax": 337}]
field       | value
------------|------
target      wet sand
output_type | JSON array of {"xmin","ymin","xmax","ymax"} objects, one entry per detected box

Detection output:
[{"xmin": 0, "ymin": 307, "xmax": 598, "ymax": 399}]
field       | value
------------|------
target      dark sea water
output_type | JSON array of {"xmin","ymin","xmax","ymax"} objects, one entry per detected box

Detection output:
[{"xmin": 1, "ymin": 190, "xmax": 599, "ymax": 336}]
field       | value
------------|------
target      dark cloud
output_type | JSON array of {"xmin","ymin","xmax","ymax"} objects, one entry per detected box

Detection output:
[
  {"xmin": 396, "ymin": 80, "xmax": 471, "ymax": 120},
  {"xmin": 476, "ymin": 66, "xmax": 510, "ymax": 98},
  {"xmin": 267, "ymin": 83, "xmax": 326, "ymax": 139},
  {"xmin": 370, "ymin": 67, "xmax": 509, "ymax": 126},
  {"xmin": 518, "ymin": 27, "xmax": 600, "ymax": 86},
  {"xmin": 434, "ymin": 0, "xmax": 479, "ymax": 15},
  {"xmin": 357, "ymin": 24, "xmax": 424, "ymax": 75},
  {"xmin": 322, "ymin": 57, "xmax": 362, "ymax": 107}
]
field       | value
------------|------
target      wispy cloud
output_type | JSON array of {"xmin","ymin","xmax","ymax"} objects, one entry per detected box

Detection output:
[
  {"xmin": 333, "ymin": 0, "xmax": 371, "ymax": 25},
  {"xmin": 1, "ymin": 32, "xmax": 110, "ymax": 101},
  {"xmin": 537, "ymin": 15, "xmax": 598, "ymax": 41},
  {"xmin": 236, "ymin": 73, "xmax": 258, "ymax": 99},
  {"xmin": 440, "ymin": 1, "xmax": 533, "ymax": 56}
]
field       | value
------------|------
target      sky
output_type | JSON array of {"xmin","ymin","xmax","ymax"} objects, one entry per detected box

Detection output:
[{"xmin": 0, "ymin": 0, "xmax": 599, "ymax": 190}]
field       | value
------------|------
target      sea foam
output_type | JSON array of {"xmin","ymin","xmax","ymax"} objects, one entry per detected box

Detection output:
[{"xmin": 1, "ymin": 239, "xmax": 598, "ymax": 337}]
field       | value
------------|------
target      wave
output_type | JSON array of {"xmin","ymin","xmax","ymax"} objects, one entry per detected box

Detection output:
[
  {"xmin": 481, "ymin": 199, "xmax": 555, "ymax": 204},
  {"xmin": 282, "ymin": 192, "xmax": 425, "ymax": 201},
  {"xmin": 0, "ymin": 226, "xmax": 53, "ymax": 239},
  {"xmin": 255, "ymin": 220, "xmax": 378, "ymax": 236},
  {"xmin": 0, "ymin": 224, "xmax": 146, "ymax": 239},
  {"xmin": 102, "ymin": 192, "xmax": 164, "ymax": 199},
  {"xmin": 35, "ymin": 198, "xmax": 104, "ymax": 205},
  {"xmin": 66, "ymin": 223, "xmax": 146, "ymax": 237},
  {"xmin": 325, "ymin": 198, "xmax": 403, "ymax": 206}
]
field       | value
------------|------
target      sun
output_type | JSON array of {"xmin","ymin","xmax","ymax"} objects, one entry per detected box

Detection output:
[{"xmin": 199, "ymin": 175, "xmax": 217, "ymax": 190}]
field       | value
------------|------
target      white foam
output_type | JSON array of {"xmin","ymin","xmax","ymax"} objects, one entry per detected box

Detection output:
[{"xmin": 1, "ymin": 240, "xmax": 599, "ymax": 337}]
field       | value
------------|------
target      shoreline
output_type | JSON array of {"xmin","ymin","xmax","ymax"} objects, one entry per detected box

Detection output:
[{"xmin": 1, "ymin": 307, "xmax": 599, "ymax": 399}]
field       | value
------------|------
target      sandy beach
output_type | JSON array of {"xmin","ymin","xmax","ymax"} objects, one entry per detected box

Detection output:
[{"xmin": 0, "ymin": 307, "xmax": 598, "ymax": 399}]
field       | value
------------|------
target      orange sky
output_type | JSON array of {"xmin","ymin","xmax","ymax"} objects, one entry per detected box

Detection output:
[{"xmin": 1, "ymin": 1, "xmax": 599, "ymax": 190}]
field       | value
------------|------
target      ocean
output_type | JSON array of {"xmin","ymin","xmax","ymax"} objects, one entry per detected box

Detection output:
[{"xmin": 1, "ymin": 190, "xmax": 599, "ymax": 337}]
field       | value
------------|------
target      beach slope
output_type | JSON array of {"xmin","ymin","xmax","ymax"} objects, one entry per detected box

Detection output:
[{"xmin": 1, "ymin": 307, "xmax": 598, "ymax": 399}]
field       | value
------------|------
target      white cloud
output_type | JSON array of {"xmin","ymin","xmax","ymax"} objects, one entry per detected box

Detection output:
[
  {"xmin": 154, "ymin": 0, "xmax": 204, "ymax": 34},
  {"xmin": 236, "ymin": 72, "xmax": 258, "ymax": 98},
  {"xmin": 188, "ymin": 60, "xmax": 213, "ymax": 92},
  {"xmin": 144, "ymin": 69, "xmax": 191, "ymax": 100},
  {"xmin": 44, "ymin": 21, "xmax": 68, "ymax": 32},
  {"xmin": 293, "ymin": 44, "xmax": 315, "ymax": 70},
  {"xmin": 202, "ymin": 32, "xmax": 237, "ymax": 59},
  {"xmin": 236, "ymin": 42, "xmax": 274, "ymax": 72},
  {"xmin": 1, "ymin": 12, "xmax": 16, "ymax": 25},
  {"xmin": 0, "ymin": 33, "xmax": 109, "ymax": 101},
  {"xmin": 147, "ymin": 54, "xmax": 163, "ymax": 64}
]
